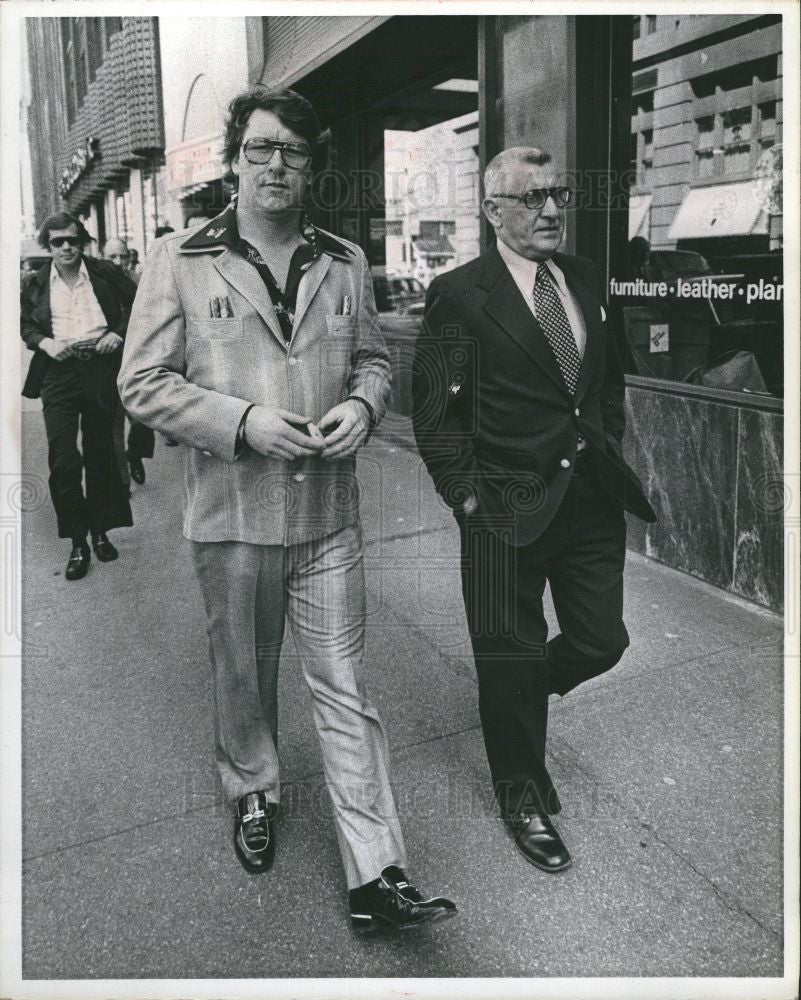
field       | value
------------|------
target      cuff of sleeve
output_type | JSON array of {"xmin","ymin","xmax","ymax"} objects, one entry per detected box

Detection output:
[
  {"xmin": 346, "ymin": 395, "xmax": 376, "ymax": 427},
  {"xmin": 234, "ymin": 404, "xmax": 256, "ymax": 460},
  {"xmin": 347, "ymin": 394, "xmax": 377, "ymax": 445}
]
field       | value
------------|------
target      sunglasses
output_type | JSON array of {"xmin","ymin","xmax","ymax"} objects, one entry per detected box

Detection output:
[
  {"xmin": 49, "ymin": 236, "xmax": 81, "ymax": 248},
  {"xmin": 242, "ymin": 138, "xmax": 312, "ymax": 169},
  {"xmin": 490, "ymin": 187, "xmax": 573, "ymax": 210}
]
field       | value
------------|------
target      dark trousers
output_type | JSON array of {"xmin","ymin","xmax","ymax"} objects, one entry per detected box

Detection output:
[
  {"xmin": 40, "ymin": 355, "xmax": 133, "ymax": 540},
  {"xmin": 127, "ymin": 419, "xmax": 155, "ymax": 459},
  {"xmin": 457, "ymin": 461, "xmax": 629, "ymax": 818}
]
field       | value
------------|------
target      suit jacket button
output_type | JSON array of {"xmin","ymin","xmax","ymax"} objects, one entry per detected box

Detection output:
[
  {"xmin": 293, "ymin": 473, "xmax": 305, "ymax": 483},
  {"xmin": 574, "ymin": 407, "xmax": 580, "ymax": 417},
  {"xmin": 560, "ymin": 458, "xmax": 570, "ymax": 469},
  {"xmin": 202, "ymin": 450, "xmax": 212, "ymax": 457}
]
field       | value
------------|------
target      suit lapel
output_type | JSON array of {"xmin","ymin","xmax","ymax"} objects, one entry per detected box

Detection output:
[
  {"xmin": 555, "ymin": 254, "xmax": 602, "ymax": 401},
  {"xmin": 480, "ymin": 246, "xmax": 572, "ymax": 399},
  {"xmin": 292, "ymin": 253, "xmax": 332, "ymax": 334},
  {"xmin": 35, "ymin": 261, "xmax": 53, "ymax": 334},
  {"xmin": 85, "ymin": 260, "xmax": 118, "ymax": 327},
  {"xmin": 212, "ymin": 248, "xmax": 285, "ymax": 347}
]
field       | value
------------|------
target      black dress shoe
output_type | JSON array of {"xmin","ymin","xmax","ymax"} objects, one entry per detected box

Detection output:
[
  {"xmin": 65, "ymin": 542, "xmax": 90, "ymax": 580},
  {"xmin": 233, "ymin": 792, "xmax": 276, "ymax": 874},
  {"xmin": 349, "ymin": 866, "xmax": 457, "ymax": 933},
  {"xmin": 508, "ymin": 812, "xmax": 572, "ymax": 872},
  {"xmin": 91, "ymin": 533, "xmax": 118, "ymax": 562},
  {"xmin": 128, "ymin": 454, "xmax": 146, "ymax": 484}
]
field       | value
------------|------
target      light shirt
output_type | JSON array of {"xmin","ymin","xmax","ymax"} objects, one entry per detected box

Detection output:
[
  {"xmin": 496, "ymin": 238, "xmax": 587, "ymax": 358},
  {"xmin": 49, "ymin": 260, "xmax": 109, "ymax": 342}
]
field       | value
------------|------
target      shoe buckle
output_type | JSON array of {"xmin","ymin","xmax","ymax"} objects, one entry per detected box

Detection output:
[{"xmin": 242, "ymin": 807, "xmax": 266, "ymax": 823}]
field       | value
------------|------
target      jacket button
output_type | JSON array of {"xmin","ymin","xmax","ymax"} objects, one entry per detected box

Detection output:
[
  {"xmin": 288, "ymin": 357, "xmax": 299, "ymax": 366},
  {"xmin": 202, "ymin": 450, "xmax": 212, "ymax": 457},
  {"xmin": 574, "ymin": 407, "xmax": 580, "ymax": 417},
  {"xmin": 560, "ymin": 458, "xmax": 570, "ymax": 469},
  {"xmin": 293, "ymin": 473, "xmax": 305, "ymax": 482}
]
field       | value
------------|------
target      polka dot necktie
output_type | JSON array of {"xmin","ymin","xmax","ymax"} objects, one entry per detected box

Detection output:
[{"xmin": 533, "ymin": 263, "xmax": 581, "ymax": 395}]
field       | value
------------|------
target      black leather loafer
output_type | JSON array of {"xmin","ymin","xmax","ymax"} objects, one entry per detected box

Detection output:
[
  {"xmin": 91, "ymin": 532, "xmax": 118, "ymax": 562},
  {"xmin": 508, "ymin": 812, "xmax": 572, "ymax": 872},
  {"xmin": 233, "ymin": 792, "xmax": 276, "ymax": 874},
  {"xmin": 128, "ymin": 455, "xmax": 146, "ymax": 484},
  {"xmin": 65, "ymin": 543, "xmax": 90, "ymax": 581},
  {"xmin": 349, "ymin": 866, "xmax": 457, "ymax": 933}
]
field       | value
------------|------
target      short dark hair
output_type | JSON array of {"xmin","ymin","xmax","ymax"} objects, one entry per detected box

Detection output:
[
  {"xmin": 38, "ymin": 212, "xmax": 92, "ymax": 250},
  {"xmin": 222, "ymin": 87, "xmax": 330, "ymax": 184},
  {"xmin": 154, "ymin": 225, "xmax": 174, "ymax": 239}
]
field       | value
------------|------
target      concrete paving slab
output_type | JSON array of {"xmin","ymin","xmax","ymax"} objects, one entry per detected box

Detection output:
[
  {"xmin": 19, "ymin": 412, "xmax": 786, "ymax": 982},
  {"xmin": 549, "ymin": 643, "xmax": 784, "ymax": 935},
  {"xmin": 22, "ymin": 731, "xmax": 781, "ymax": 979}
]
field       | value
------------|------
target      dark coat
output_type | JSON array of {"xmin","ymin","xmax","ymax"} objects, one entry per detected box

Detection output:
[
  {"xmin": 21, "ymin": 257, "xmax": 138, "ymax": 399},
  {"xmin": 412, "ymin": 244, "xmax": 657, "ymax": 546}
]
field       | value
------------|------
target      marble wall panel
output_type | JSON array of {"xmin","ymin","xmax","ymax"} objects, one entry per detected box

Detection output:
[
  {"xmin": 623, "ymin": 388, "xmax": 739, "ymax": 591},
  {"xmin": 732, "ymin": 409, "xmax": 784, "ymax": 611}
]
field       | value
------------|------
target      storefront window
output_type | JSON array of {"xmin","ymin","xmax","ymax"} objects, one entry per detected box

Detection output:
[{"xmin": 611, "ymin": 14, "xmax": 784, "ymax": 397}]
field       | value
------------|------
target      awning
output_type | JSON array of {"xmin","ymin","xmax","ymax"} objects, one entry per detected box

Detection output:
[
  {"xmin": 628, "ymin": 194, "xmax": 652, "ymax": 240},
  {"xmin": 261, "ymin": 17, "xmax": 390, "ymax": 90},
  {"xmin": 413, "ymin": 236, "xmax": 455, "ymax": 255},
  {"xmin": 668, "ymin": 181, "xmax": 768, "ymax": 240}
]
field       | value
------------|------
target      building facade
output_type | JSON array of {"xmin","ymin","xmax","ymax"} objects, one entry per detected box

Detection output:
[
  {"xmin": 22, "ymin": 12, "xmax": 788, "ymax": 612},
  {"xmin": 25, "ymin": 16, "xmax": 166, "ymax": 257}
]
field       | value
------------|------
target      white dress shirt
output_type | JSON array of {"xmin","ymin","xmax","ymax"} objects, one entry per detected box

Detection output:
[
  {"xmin": 496, "ymin": 238, "xmax": 588, "ymax": 358},
  {"xmin": 49, "ymin": 261, "xmax": 109, "ymax": 342}
]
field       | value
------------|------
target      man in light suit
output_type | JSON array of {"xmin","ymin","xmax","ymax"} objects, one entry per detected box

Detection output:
[
  {"xmin": 412, "ymin": 147, "xmax": 656, "ymax": 873},
  {"xmin": 119, "ymin": 87, "xmax": 454, "ymax": 932}
]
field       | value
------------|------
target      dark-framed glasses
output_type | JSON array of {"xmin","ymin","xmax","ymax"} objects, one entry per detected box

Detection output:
[
  {"xmin": 49, "ymin": 236, "xmax": 81, "ymax": 248},
  {"xmin": 491, "ymin": 187, "xmax": 573, "ymax": 210},
  {"xmin": 242, "ymin": 138, "xmax": 312, "ymax": 169}
]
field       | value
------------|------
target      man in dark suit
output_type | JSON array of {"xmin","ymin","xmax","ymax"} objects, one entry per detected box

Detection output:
[
  {"xmin": 412, "ymin": 147, "xmax": 656, "ymax": 872},
  {"xmin": 21, "ymin": 213, "xmax": 136, "ymax": 580}
]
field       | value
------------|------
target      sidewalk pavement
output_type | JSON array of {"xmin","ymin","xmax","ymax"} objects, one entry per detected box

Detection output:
[{"xmin": 19, "ymin": 404, "xmax": 784, "ymax": 984}]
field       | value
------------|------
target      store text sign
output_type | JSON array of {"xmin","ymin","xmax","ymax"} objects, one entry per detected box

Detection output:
[
  {"xmin": 60, "ymin": 137, "xmax": 99, "ymax": 198},
  {"xmin": 166, "ymin": 136, "xmax": 223, "ymax": 192}
]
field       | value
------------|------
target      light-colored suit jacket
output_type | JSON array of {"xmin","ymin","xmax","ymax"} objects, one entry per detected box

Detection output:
[{"xmin": 118, "ymin": 218, "xmax": 391, "ymax": 545}]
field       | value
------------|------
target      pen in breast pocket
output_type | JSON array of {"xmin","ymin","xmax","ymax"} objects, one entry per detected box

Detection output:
[{"xmin": 340, "ymin": 295, "xmax": 352, "ymax": 316}]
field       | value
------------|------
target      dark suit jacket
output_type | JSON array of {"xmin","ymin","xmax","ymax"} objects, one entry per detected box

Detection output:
[
  {"xmin": 412, "ymin": 244, "xmax": 657, "ymax": 546},
  {"xmin": 21, "ymin": 257, "xmax": 138, "ymax": 399}
]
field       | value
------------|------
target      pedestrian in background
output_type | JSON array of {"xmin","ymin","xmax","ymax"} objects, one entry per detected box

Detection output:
[
  {"xmin": 413, "ymin": 146, "xmax": 656, "ymax": 873},
  {"xmin": 21, "ymin": 213, "xmax": 136, "ymax": 580},
  {"xmin": 119, "ymin": 87, "xmax": 456, "ymax": 932},
  {"xmin": 103, "ymin": 237, "xmax": 154, "ymax": 486}
]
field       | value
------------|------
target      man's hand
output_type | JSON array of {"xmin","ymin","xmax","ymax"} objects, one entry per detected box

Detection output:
[
  {"xmin": 319, "ymin": 400, "xmax": 370, "ymax": 460},
  {"xmin": 243, "ymin": 407, "xmax": 325, "ymax": 460},
  {"xmin": 38, "ymin": 338, "xmax": 74, "ymax": 361},
  {"xmin": 94, "ymin": 332, "xmax": 124, "ymax": 354}
]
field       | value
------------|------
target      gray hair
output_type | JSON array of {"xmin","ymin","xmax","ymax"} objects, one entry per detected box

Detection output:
[{"xmin": 484, "ymin": 147, "xmax": 552, "ymax": 197}]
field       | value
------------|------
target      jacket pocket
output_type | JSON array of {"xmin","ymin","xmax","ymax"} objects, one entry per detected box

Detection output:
[
  {"xmin": 326, "ymin": 316, "xmax": 358, "ymax": 336},
  {"xmin": 187, "ymin": 317, "xmax": 243, "ymax": 341}
]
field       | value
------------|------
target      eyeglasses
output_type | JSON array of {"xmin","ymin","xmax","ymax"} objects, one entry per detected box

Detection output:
[
  {"xmin": 490, "ymin": 187, "xmax": 573, "ymax": 210},
  {"xmin": 49, "ymin": 236, "xmax": 81, "ymax": 248},
  {"xmin": 242, "ymin": 138, "xmax": 312, "ymax": 169}
]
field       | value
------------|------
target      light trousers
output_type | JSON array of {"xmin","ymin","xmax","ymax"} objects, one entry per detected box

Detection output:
[{"xmin": 190, "ymin": 524, "xmax": 406, "ymax": 889}]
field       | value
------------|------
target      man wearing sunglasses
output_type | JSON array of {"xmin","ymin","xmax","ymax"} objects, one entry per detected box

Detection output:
[
  {"xmin": 413, "ymin": 147, "xmax": 656, "ymax": 874},
  {"xmin": 119, "ymin": 87, "xmax": 455, "ymax": 932},
  {"xmin": 21, "ymin": 213, "xmax": 137, "ymax": 580}
]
